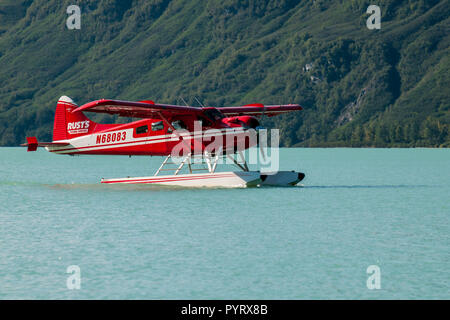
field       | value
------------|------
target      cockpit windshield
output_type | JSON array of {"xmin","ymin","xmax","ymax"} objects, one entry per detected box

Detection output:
[{"xmin": 203, "ymin": 108, "xmax": 224, "ymax": 122}]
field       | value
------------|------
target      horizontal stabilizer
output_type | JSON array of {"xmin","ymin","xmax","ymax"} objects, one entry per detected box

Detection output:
[{"xmin": 21, "ymin": 137, "xmax": 70, "ymax": 152}]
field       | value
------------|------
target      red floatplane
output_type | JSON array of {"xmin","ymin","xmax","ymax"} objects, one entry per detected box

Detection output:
[{"xmin": 23, "ymin": 96, "xmax": 305, "ymax": 187}]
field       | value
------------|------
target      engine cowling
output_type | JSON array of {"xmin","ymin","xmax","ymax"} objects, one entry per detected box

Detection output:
[{"xmin": 222, "ymin": 116, "xmax": 260, "ymax": 129}]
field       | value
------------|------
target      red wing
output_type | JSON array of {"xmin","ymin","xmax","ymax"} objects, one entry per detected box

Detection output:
[
  {"xmin": 217, "ymin": 104, "xmax": 302, "ymax": 117},
  {"xmin": 72, "ymin": 99, "xmax": 204, "ymax": 118}
]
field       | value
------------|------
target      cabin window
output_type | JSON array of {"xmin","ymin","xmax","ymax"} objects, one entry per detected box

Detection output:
[
  {"xmin": 136, "ymin": 125, "xmax": 148, "ymax": 135},
  {"xmin": 203, "ymin": 108, "xmax": 224, "ymax": 122},
  {"xmin": 171, "ymin": 120, "xmax": 187, "ymax": 130},
  {"xmin": 168, "ymin": 120, "xmax": 187, "ymax": 133},
  {"xmin": 151, "ymin": 121, "xmax": 164, "ymax": 131},
  {"xmin": 197, "ymin": 116, "xmax": 212, "ymax": 127}
]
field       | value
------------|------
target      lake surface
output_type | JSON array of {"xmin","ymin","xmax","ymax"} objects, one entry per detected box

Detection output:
[{"xmin": 0, "ymin": 147, "xmax": 448, "ymax": 299}]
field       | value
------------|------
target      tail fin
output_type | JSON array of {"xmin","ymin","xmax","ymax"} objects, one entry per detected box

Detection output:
[{"xmin": 53, "ymin": 96, "xmax": 96, "ymax": 141}]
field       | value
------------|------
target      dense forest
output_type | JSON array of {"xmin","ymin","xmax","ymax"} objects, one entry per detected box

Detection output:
[{"xmin": 0, "ymin": 0, "xmax": 448, "ymax": 147}]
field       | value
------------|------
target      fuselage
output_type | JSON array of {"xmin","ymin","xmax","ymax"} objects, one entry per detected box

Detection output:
[{"xmin": 47, "ymin": 110, "xmax": 259, "ymax": 156}]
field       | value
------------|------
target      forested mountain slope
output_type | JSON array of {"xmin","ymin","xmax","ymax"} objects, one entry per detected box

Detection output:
[{"xmin": 0, "ymin": 0, "xmax": 448, "ymax": 147}]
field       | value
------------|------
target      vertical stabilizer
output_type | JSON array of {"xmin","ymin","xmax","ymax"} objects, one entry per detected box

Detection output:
[{"xmin": 53, "ymin": 96, "xmax": 95, "ymax": 141}]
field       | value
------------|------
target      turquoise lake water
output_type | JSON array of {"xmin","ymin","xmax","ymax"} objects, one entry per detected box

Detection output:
[{"xmin": 0, "ymin": 147, "xmax": 448, "ymax": 299}]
